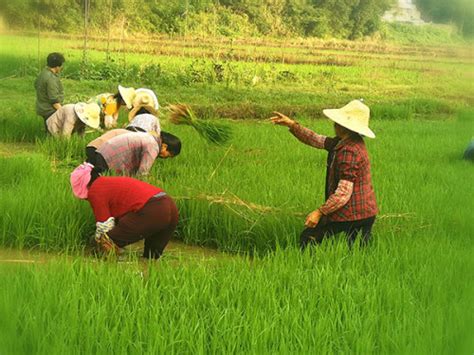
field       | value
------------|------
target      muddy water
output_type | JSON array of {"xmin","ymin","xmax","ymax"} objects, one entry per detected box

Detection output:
[{"xmin": 0, "ymin": 240, "xmax": 232, "ymax": 266}]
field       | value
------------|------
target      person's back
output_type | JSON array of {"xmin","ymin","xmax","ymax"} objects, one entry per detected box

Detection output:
[
  {"xmin": 87, "ymin": 176, "xmax": 163, "ymax": 222},
  {"xmin": 97, "ymin": 132, "xmax": 160, "ymax": 175},
  {"xmin": 88, "ymin": 129, "xmax": 130, "ymax": 150},
  {"xmin": 46, "ymin": 104, "xmax": 84, "ymax": 136},
  {"xmin": 127, "ymin": 113, "xmax": 160, "ymax": 134}
]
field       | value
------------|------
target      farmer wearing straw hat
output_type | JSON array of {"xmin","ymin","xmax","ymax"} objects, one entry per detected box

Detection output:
[
  {"xmin": 271, "ymin": 100, "xmax": 378, "ymax": 249},
  {"xmin": 46, "ymin": 102, "xmax": 101, "ymax": 137},
  {"xmin": 90, "ymin": 85, "xmax": 136, "ymax": 129},
  {"xmin": 85, "ymin": 88, "xmax": 179, "ymax": 166},
  {"xmin": 126, "ymin": 88, "xmax": 161, "ymax": 134},
  {"xmin": 70, "ymin": 163, "xmax": 179, "ymax": 259}
]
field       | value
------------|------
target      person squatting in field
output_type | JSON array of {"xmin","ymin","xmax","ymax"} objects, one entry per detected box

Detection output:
[
  {"xmin": 45, "ymin": 102, "xmax": 101, "ymax": 137},
  {"xmin": 35, "ymin": 52, "xmax": 66, "ymax": 131},
  {"xmin": 89, "ymin": 85, "xmax": 136, "ymax": 129},
  {"xmin": 271, "ymin": 100, "xmax": 378, "ymax": 249},
  {"xmin": 70, "ymin": 163, "xmax": 178, "ymax": 258}
]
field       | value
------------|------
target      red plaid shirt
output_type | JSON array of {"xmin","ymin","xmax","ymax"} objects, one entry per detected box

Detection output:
[
  {"xmin": 97, "ymin": 132, "xmax": 160, "ymax": 176},
  {"xmin": 290, "ymin": 123, "xmax": 378, "ymax": 222}
]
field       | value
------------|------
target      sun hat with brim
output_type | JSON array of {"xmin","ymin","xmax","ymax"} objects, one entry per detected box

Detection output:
[
  {"xmin": 118, "ymin": 85, "xmax": 136, "ymax": 109},
  {"xmin": 323, "ymin": 100, "xmax": 375, "ymax": 139},
  {"xmin": 74, "ymin": 102, "xmax": 101, "ymax": 129},
  {"xmin": 135, "ymin": 88, "xmax": 159, "ymax": 110},
  {"xmin": 128, "ymin": 89, "xmax": 159, "ymax": 121}
]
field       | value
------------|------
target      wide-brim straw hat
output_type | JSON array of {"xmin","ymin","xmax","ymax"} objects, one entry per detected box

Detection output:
[
  {"xmin": 135, "ymin": 88, "xmax": 159, "ymax": 110},
  {"xmin": 74, "ymin": 102, "xmax": 101, "ymax": 129},
  {"xmin": 118, "ymin": 85, "xmax": 136, "ymax": 109},
  {"xmin": 323, "ymin": 100, "xmax": 375, "ymax": 139},
  {"xmin": 128, "ymin": 89, "xmax": 159, "ymax": 121}
]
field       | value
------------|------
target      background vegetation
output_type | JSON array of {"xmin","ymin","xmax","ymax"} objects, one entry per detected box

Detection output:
[{"xmin": 2, "ymin": 0, "xmax": 471, "ymax": 39}]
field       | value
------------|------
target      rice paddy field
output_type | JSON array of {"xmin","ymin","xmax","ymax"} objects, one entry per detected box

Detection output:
[{"xmin": 0, "ymin": 33, "xmax": 473, "ymax": 353}]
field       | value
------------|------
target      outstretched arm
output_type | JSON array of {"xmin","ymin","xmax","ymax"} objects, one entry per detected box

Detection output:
[{"xmin": 270, "ymin": 112, "xmax": 327, "ymax": 149}]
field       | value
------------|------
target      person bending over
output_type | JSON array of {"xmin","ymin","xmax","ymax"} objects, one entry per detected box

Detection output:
[{"xmin": 70, "ymin": 163, "xmax": 178, "ymax": 259}]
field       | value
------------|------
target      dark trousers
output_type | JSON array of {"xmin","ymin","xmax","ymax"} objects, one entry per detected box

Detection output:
[
  {"xmin": 107, "ymin": 195, "xmax": 179, "ymax": 259},
  {"xmin": 85, "ymin": 147, "xmax": 109, "ymax": 173},
  {"xmin": 300, "ymin": 216, "xmax": 376, "ymax": 250},
  {"xmin": 42, "ymin": 114, "xmax": 52, "ymax": 134}
]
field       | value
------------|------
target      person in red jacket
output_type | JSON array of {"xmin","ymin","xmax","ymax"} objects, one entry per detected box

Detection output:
[
  {"xmin": 271, "ymin": 100, "xmax": 378, "ymax": 249},
  {"xmin": 70, "ymin": 163, "xmax": 178, "ymax": 258}
]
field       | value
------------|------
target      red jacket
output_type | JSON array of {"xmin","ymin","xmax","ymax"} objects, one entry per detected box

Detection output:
[{"xmin": 87, "ymin": 176, "xmax": 163, "ymax": 222}]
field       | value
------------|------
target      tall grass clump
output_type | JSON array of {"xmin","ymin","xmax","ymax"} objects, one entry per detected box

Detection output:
[
  {"xmin": 0, "ymin": 155, "xmax": 93, "ymax": 250},
  {"xmin": 0, "ymin": 106, "xmax": 44, "ymax": 142},
  {"xmin": 36, "ymin": 133, "xmax": 100, "ymax": 168}
]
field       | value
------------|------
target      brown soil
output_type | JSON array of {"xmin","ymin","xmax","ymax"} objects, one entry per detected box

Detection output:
[{"xmin": 0, "ymin": 240, "xmax": 232, "ymax": 266}]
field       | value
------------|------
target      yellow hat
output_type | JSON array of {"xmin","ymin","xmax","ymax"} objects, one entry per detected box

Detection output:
[
  {"xmin": 74, "ymin": 102, "xmax": 101, "ymax": 129},
  {"xmin": 118, "ymin": 85, "xmax": 136, "ymax": 109},
  {"xmin": 323, "ymin": 100, "xmax": 375, "ymax": 138}
]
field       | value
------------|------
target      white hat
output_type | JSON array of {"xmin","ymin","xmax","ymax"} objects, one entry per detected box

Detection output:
[
  {"xmin": 128, "ymin": 88, "xmax": 160, "ymax": 121},
  {"xmin": 118, "ymin": 85, "xmax": 136, "ymax": 109},
  {"xmin": 74, "ymin": 102, "xmax": 101, "ymax": 129},
  {"xmin": 134, "ymin": 88, "xmax": 159, "ymax": 110},
  {"xmin": 323, "ymin": 100, "xmax": 375, "ymax": 138}
]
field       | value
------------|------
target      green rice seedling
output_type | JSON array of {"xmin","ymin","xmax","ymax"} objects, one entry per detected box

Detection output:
[
  {"xmin": 0, "ymin": 241, "xmax": 471, "ymax": 353},
  {"xmin": 168, "ymin": 104, "xmax": 232, "ymax": 145},
  {"xmin": 35, "ymin": 133, "xmax": 100, "ymax": 168},
  {"xmin": 0, "ymin": 105, "xmax": 44, "ymax": 142},
  {"xmin": 0, "ymin": 155, "xmax": 94, "ymax": 250}
]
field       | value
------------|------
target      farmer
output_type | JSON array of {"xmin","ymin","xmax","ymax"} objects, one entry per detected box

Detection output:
[
  {"xmin": 90, "ymin": 85, "xmax": 136, "ymax": 129},
  {"xmin": 88, "ymin": 131, "xmax": 181, "ymax": 176},
  {"xmin": 34, "ymin": 52, "xmax": 66, "ymax": 131},
  {"xmin": 70, "ymin": 163, "xmax": 179, "ymax": 259},
  {"xmin": 46, "ymin": 102, "xmax": 100, "ymax": 137},
  {"xmin": 126, "ymin": 88, "xmax": 161, "ymax": 134},
  {"xmin": 271, "ymin": 100, "xmax": 378, "ymax": 249}
]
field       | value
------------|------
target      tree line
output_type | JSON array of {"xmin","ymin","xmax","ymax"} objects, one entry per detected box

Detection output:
[{"xmin": 0, "ymin": 0, "xmax": 471, "ymax": 39}]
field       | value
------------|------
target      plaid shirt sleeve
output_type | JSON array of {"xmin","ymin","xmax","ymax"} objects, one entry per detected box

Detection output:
[
  {"xmin": 319, "ymin": 179, "xmax": 354, "ymax": 215},
  {"xmin": 289, "ymin": 123, "xmax": 327, "ymax": 149},
  {"xmin": 137, "ymin": 138, "xmax": 160, "ymax": 176}
]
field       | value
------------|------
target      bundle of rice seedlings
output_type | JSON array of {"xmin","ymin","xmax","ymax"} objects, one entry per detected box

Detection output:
[{"xmin": 168, "ymin": 104, "xmax": 232, "ymax": 145}]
